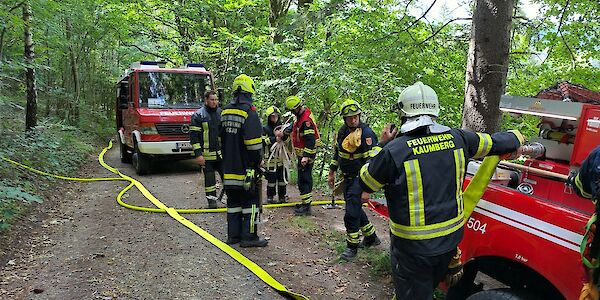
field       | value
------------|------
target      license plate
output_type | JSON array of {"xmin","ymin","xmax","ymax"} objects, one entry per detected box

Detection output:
[{"xmin": 176, "ymin": 142, "xmax": 192, "ymax": 150}]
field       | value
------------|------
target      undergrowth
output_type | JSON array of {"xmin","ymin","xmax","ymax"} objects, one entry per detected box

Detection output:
[{"xmin": 0, "ymin": 93, "xmax": 110, "ymax": 231}]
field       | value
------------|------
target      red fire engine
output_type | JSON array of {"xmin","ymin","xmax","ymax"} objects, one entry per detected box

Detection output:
[
  {"xmin": 368, "ymin": 82, "xmax": 600, "ymax": 299},
  {"xmin": 115, "ymin": 61, "xmax": 220, "ymax": 175}
]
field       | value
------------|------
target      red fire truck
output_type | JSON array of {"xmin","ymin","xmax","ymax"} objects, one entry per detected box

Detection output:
[
  {"xmin": 116, "ymin": 61, "xmax": 220, "ymax": 175},
  {"xmin": 368, "ymin": 82, "xmax": 600, "ymax": 299}
]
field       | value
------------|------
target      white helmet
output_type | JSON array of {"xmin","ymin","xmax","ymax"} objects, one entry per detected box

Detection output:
[{"xmin": 396, "ymin": 82, "xmax": 439, "ymax": 118}]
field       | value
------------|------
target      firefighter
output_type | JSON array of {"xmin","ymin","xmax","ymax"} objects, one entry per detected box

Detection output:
[
  {"xmin": 220, "ymin": 74, "xmax": 267, "ymax": 247},
  {"xmin": 262, "ymin": 106, "xmax": 288, "ymax": 204},
  {"xmin": 190, "ymin": 90, "xmax": 222, "ymax": 209},
  {"xmin": 569, "ymin": 146, "xmax": 600, "ymax": 201},
  {"xmin": 328, "ymin": 99, "xmax": 381, "ymax": 261},
  {"xmin": 284, "ymin": 95, "xmax": 320, "ymax": 216},
  {"xmin": 569, "ymin": 146, "xmax": 600, "ymax": 300},
  {"xmin": 358, "ymin": 82, "xmax": 524, "ymax": 299}
]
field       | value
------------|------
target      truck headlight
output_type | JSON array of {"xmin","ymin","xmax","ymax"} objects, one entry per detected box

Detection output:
[{"xmin": 139, "ymin": 124, "xmax": 158, "ymax": 135}]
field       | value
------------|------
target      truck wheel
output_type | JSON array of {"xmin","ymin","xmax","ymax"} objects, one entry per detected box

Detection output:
[
  {"xmin": 466, "ymin": 288, "xmax": 535, "ymax": 300},
  {"xmin": 132, "ymin": 144, "xmax": 150, "ymax": 175},
  {"xmin": 119, "ymin": 136, "xmax": 132, "ymax": 163}
]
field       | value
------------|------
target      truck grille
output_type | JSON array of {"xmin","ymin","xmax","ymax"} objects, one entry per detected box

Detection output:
[{"xmin": 155, "ymin": 123, "xmax": 190, "ymax": 136}]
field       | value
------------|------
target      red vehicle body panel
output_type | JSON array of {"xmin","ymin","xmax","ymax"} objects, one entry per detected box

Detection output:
[{"xmin": 460, "ymin": 176, "xmax": 592, "ymax": 299}]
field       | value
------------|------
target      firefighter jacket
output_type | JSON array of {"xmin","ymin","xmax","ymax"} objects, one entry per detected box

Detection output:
[
  {"xmin": 572, "ymin": 146, "xmax": 600, "ymax": 200},
  {"xmin": 190, "ymin": 106, "xmax": 222, "ymax": 161},
  {"xmin": 220, "ymin": 93, "xmax": 263, "ymax": 189},
  {"xmin": 262, "ymin": 120, "xmax": 286, "ymax": 168},
  {"xmin": 359, "ymin": 127, "xmax": 524, "ymax": 255},
  {"xmin": 330, "ymin": 122, "xmax": 381, "ymax": 176},
  {"xmin": 291, "ymin": 107, "xmax": 320, "ymax": 159}
]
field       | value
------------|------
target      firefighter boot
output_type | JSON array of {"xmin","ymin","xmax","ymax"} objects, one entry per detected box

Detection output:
[
  {"xmin": 240, "ymin": 213, "xmax": 268, "ymax": 248},
  {"xmin": 340, "ymin": 246, "xmax": 358, "ymax": 261},
  {"xmin": 294, "ymin": 203, "xmax": 312, "ymax": 216},
  {"xmin": 207, "ymin": 195, "xmax": 218, "ymax": 209},
  {"xmin": 358, "ymin": 233, "xmax": 381, "ymax": 248},
  {"xmin": 267, "ymin": 196, "xmax": 277, "ymax": 204},
  {"xmin": 278, "ymin": 195, "xmax": 287, "ymax": 203},
  {"xmin": 226, "ymin": 211, "xmax": 242, "ymax": 245}
]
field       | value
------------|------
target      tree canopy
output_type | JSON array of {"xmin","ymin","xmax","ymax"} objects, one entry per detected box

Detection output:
[{"xmin": 0, "ymin": 0, "xmax": 598, "ymax": 135}]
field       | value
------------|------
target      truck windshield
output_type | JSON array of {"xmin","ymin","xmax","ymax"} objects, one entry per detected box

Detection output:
[{"xmin": 138, "ymin": 72, "xmax": 210, "ymax": 109}]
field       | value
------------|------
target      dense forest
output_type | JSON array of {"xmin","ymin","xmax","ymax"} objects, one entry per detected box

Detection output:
[{"xmin": 0, "ymin": 0, "xmax": 599, "ymax": 227}]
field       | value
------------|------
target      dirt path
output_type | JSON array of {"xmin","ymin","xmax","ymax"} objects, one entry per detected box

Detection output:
[{"xmin": 0, "ymin": 146, "xmax": 394, "ymax": 299}]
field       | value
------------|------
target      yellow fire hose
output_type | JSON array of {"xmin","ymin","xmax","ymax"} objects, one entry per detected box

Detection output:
[
  {"xmin": 1, "ymin": 141, "xmax": 352, "ymax": 300},
  {"xmin": 463, "ymin": 156, "xmax": 501, "ymax": 218}
]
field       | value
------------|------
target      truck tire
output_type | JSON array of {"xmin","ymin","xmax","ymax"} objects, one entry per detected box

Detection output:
[
  {"xmin": 466, "ymin": 288, "xmax": 537, "ymax": 300},
  {"xmin": 132, "ymin": 143, "xmax": 150, "ymax": 175},
  {"xmin": 118, "ymin": 136, "xmax": 132, "ymax": 163}
]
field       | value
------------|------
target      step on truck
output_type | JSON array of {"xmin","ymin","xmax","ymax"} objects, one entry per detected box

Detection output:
[
  {"xmin": 115, "ymin": 61, "xmax": 222, "ymax": 175},
  {"xmin": 368, "ymin": 82, "xmax": 600, "ymax": 299}
]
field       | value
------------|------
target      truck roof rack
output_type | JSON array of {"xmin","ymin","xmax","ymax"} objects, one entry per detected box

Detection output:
[{"xmin": 499, "ymin": 95, "xmax": 584, "ymax": 120}]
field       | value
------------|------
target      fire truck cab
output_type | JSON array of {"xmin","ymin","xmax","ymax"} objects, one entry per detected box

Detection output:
[{"xmin": 116, "ymin": 61, "xmax": 220, "ymax": 175}]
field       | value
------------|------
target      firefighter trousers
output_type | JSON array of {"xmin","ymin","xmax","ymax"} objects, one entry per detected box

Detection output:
[
  {"xmin": 297, "ymin": 159, "xmax": 313, "ymax": 205},
  {"xmin": 391, "ymin": 244, "xmax": 456, "ymax": 300},
  {"xmin": 202, "ymin": 160, "xmax": 222, "ymax": 203},
  {"xmin": 225, "ymin": 188, "xmax": 261, "ymax": 241},
  {"xmin": 265, "ymin": 165, "xmax": 286, "ymax": 200},
  {"xmin": 344, "ymin": 177, "xmax": 376, "ymax": 247}
]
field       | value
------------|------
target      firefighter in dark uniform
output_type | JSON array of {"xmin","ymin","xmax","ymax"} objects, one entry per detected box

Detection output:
[
  {"xmin": 568, "ymin": 146, "xmax": 600, "ymax": 298},
  {"xmin": 358, "ymin": 82, "xmax": 524, "ymax": 299},
  {"xmin": 285, "ymin": 95, "xmax": 320, "ymax": 216},
  {"xmin": 190, "ymin": 90, "xmax": 222, "ymax": 209},
  {"xmin": 262, "ymin": 106, "xmax": 288, "ymax": 204},
  {"xmin": 570, "ymin": 146, "xmax": 600, "ymax": 201},
  {"xmin": 328, "ymin": 99, "xmax": 381, "ymax": 261},
  {"xmin": 220, "ymin": 74, "xmax": 267, "ymax": 247}
]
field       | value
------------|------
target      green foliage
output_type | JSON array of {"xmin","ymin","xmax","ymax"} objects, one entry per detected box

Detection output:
[
  {"xmin": 0, "ymin": 186, "xmax": 43, "ymax": 204},
  {"xmin": 357, "ymin": 247, "xmax": 392, "ymax": 278},
  {"xmin": 0, "ymin": 91, "xmax": 97, "ymax": 232},
  {"xmin": 290, "ymin": 215, "xmax": 319, "ymax": 234},
  {"xmin": 500, "ymin": 114, "xmax": 540, "ymax": 139}
]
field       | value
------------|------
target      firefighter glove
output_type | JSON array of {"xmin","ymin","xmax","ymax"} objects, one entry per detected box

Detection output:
[
  {"xmin": 444, "ymin": 248, "xmax": 464, "ymax": 287},
  {"xmin": 244, "ymin": 169, "xmax": 255, "ymax": 191},
  {"xmin": 579, "ymin": 282, "xmax": 600, "ymax": 300}
]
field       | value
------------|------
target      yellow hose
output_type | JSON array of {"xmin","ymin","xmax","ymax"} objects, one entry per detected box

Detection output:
[
  {"xmin": 463, "ymin": 155, "xmax": 501, "ymax": 218},
  {"xmin": 2, "ymin": 140, "xmax": 352, "ymax": 299}
]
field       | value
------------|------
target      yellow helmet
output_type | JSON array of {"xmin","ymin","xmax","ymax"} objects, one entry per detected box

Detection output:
[
  {"xmin": 265, "ymin": 106, "xmax": 281, "ymax": 118},
  {"xmin": 285, "ymin": 95, "xmax": 302, "ymax": 110},
  {"xmin": 232, "ymin": 74, "xmax": 256, "ymax": 94},
  {"xmin": 340, "ymin": 99, "xmax": 362, "ymax": 117},
  {"xmin": 396, "ymin": 81, "xmax": 439, "ymax": 117}
]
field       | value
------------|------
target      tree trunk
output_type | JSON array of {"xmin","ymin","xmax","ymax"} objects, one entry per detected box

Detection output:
[
  {"xmin": 0, "ymin": 25, "xmax": 6, "ymax": 62},
  {"xmin": 23, "ymin": 0, "xmax": 37, "ymax": 131},
  {"xmin": 66, "ymin": 19, "xmax": 80, "ymax": 124},
  {"xmin": 461, "ymin": 0, "xmax": 514, "ymax": 133},
  {"xmin": 269, "ymin": 0, "xmax": 291, "ymax": 43},
  {"xmin": 44, "ymin": 26, "xmax": 50, "ymax": 117}
]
